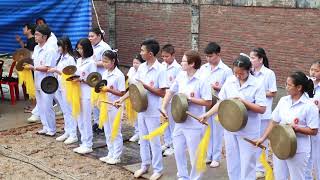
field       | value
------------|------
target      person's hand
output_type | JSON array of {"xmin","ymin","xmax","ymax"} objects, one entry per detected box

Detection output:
[
  {"xmin": 159, "ymin": 108, "xmax": 168, "ymax": 123},
  {"xmin": 253, "ymin": 137, "xmax": 265, "ymax": 147},
  {"xmin": 113, "ymin": 99, "xmax": 123, "ymax": 108},
  {"xmin": 24, "ymin": 64, "xmax": 34, "ymax": 70},
  {"xmin": 211, "ymin": 82, "xmax": 220, "ymax": 91},
  {"xmin": 100, "ymin": 86, "xmax": 108, "ymax": 92},
  {"xmin": 198, "ymin": 114, "xmax": 209, "ymax": 124},
  {"xmin": 15, "ymin": 35, "xmax": 22, "ymax": 42}
]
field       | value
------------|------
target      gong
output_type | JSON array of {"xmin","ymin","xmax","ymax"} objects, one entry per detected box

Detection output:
[
  {"xmin": 62, "ymin": 65, "xmax": 77, "ymax": 75},
  {"xmin": 268, "ymin": 124, "xmax": 297, "ymax": 160},
  {"xmin": 171, "ymin": 93, "xmax": 189, "ymax": 123},
  {"xmin": 95, "ymin": 80, "xmax": 108, "ymax": 93},
  {"xmin": 41, "ymin": 76, "xmax": 58, "ymax": 94},
  {"xmin": 218, "ymin": 99, "xmax": 248, "ymax": 132},
  {"xmin": 12, "ymin": 48, "xmax": 31, "ymax": 62},
  {"xmin": 16, "ymin": 58, "xmax": 33, "ymax": 71},
  {"xmin": 206, "ymin": 88, "xmax": 219, "ymax": 112},
  {"xmin": 86, "ymin": 72, "xmax": 102, "ymax": 88},
  {"xmin": 129, "ymin": 82, "xmax": 148, "ymax": 112}
]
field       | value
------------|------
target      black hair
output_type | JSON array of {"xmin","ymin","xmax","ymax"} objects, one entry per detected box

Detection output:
[
  {"xmin": 233, "ymin": 55, "xmax": 253, "ymax": 74},
  {"xmin": 204, "ymin": 42, "xmax": 221, "ymax": 54},
  {"xmin": 184, "ymin": 50, "xmax": 201, "ymax": 69},
  {"xmin": 161, "ymin": 44, "xmax": 175, "ymax": 55},
  {"xmin": 252, "ymin": 47, "xmax": 269, "ymax": 68},
  {"xmin": 24, "ymin": 23, "xmax": 36, "ymax": 35},
  {"xmin": 102, "ymin": 50, "xmax": 119, "ymax": 67},
  {"xmin": 36, "ymin": 17, "xmax": 46, "ymax": 25},
  {"xmin": 141, "ymin": 38, "xmax": 160, "ymax": 56},
  {"xmin": 311, "ymin": 60, "xmax": 320, "ymax": 66},
  {"xmin": 90, "ymin": 27, "xmax": 104, "ymax": 41},
  {"xmin": 76, "ymin": 38, "xmax": 93, "ymax": 59},
  {"xmin": 35, "ymin": 24, "xmax": 51, "ymax": 40},
  {"xmin": 134, "ymin": 53, "xmax": 145, "ymax": 63},
  {"xmin": 289, "ymin": 71, "xmax": 314, "ymax": 98},
  {"xmin": 56, "ymin": 36, "xmax": 75, "ymax": 65}
]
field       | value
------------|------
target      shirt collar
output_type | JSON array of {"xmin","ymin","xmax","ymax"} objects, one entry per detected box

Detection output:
[
  {"xmin": 288, "ymin": 93, "xmax": 310, "ymax": 107},
  {"xmin": 231, "ymin": 73, "xmax": 256, "ymax": 88}
]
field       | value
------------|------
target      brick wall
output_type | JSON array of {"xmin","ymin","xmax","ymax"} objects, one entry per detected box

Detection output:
[{"xmin": 92, "ymin": 0, "xmax": 109, "ymax": 44}]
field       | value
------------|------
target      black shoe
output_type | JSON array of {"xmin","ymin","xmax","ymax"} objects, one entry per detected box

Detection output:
[{"xmin": 92, "ymin": 123, "xmax": 99, "ymax": 132}]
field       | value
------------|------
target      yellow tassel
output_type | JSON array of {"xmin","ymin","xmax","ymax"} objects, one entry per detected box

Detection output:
[
  {"xmin": 62, "ymin": 74, "xmax": 73, "ymax": 105},
  {"xmin": 98, "ymin": 92, "xmax": 108, "ymax": 129},
  {"xmin": 125, "ymin": 98, "xmax": 137, "ymax": 125},
  {"xmin": 91, "ymin": 88, "xmax": 100, "ymax": 106},
  {"xmin": 259, "ymin": 149, "xmax": 274, "ymax": 180},
  {"xmin": 196, "ymin": 126, "xmax": 211, "ymax": 173},
  {"xmin": 111, "ymin": 106, "xmax": 123, "ymax": 141},
  {"xmin": 69, "ymin": 82, "xmax": 81, "ymax": 119},
  {"xmin": 142, "ymin": 122, "xmax": 169, "ymax": 140},
  {"xmin": 18, "ymin": 70, "xmax": 36, "ymax": 99}
]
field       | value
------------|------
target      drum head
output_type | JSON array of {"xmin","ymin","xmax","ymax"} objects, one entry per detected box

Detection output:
[
  {"xmin": 41, "ymin": 76, "xmax": 58, "ymax": 94},
  {"xmin": 129, "ymin": 83, "xmax": 148, "ymax": 112},
  {"xmin": 95, "ymin": 80, "xmax": 108, "ymax": 93},
  {"xmin": 13, "ymin": 48, "xmax": 31, "ymax": 62},
  {"xmin": 62, "ymin": 65, "xmax": 77, "ymax": 75},
  {"xmin": 86, "ymin": 72, "xmax": 102, "ymax": 87},
  {"xmin": 16, "ymin": 58, "xmax": 33, "ymax": 71},
  {"xmin": 268, "ymin": 124, "xmax": 297, "ymax": 160},
  {"xmin": 218, "ymin": 99, "xmax": 248, "ymax": 132},
  {"xmin": 66, "ymin": 75, "xmax": 80, "ymax": 81},
  {"xmin": 171, "ymin": 93, "xmax": 188, "ymax": 123}
]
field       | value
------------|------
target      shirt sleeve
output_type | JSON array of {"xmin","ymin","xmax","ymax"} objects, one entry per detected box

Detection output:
[
  {"xmin": 218, "ymin": 79, "xmax": 228, "ymax": 100},
  {"xmin": 158, "ymin": 69, "xmax": 168, "ymax": 89},
  {"xmin": 306, "ymin": 103, "xmax": 319, "ymax": 129},
  {"xmin": 117, "ymin": 73, "xmax": 126, "ymax": 92},
  {"xmin": 254, "ymin": 83, "xmax": 267, "ymax": 107},
  {"xmin": 200, "ymin": 79, "xmax": 212, "ymax": 100},
  {"xmin": 272, "ymin": 98, "xmax": 283, "ymax": 123},
  {"xmin": 268, "ymin": 71, "xmax": 277, "ymax": 93}
]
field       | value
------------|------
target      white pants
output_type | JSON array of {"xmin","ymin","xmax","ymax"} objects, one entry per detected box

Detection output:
[
  {"xmin": 273, "ymin": 152, "xmax": 309, "ymax": 180},
  {"xmin": 138, "ymin": 115, "xmax": 163, "ymax": 173},
  {"xmin": 164, "ymin": 103, "xmax": 175, "ymax": 146},
  {"xmin": 31, "ymin": 104, "xmax": 39, "ymax": 116},
  {"xmin": 77, "ymin": 98, "xmax": 93, "ymax": 148},
  {"xmin": 93, "ymin": 106, "xmax": 100, "ymax": 124},
  {"xmin": 133, "ymin": 113, "xmax": 140, "ymax": 135},
  {"xmin": 207, "ymin": 115, "xmax": 223, "ymax": 162},
  {"xmin": 256, "ymin": 119, "xmax": 270, "ymax": 172},
  {"xmin": 35, "ymin": 90, "xmax": 55, "ymax": 133},
  {"xmin": 104, "ymin": 107, "xmax": 123, "ymax": 159},
  {"xmin": 305, "ymin": 135, "xmax": 320, "ymax": 180},
  {"xmin": 224, "ymin": 131, "xmax": 258, "ymax": 180},
  {"xmin": 173, "ymin": 128, "xmax": 203, "ymax": 180},
  {"xmin": 54, "ymin": 90, "xmax": 77, "ymax": 137}
]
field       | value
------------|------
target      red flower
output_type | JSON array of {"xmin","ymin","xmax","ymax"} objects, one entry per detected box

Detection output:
[
  {"xmin": 294, "ymin": 118, "xmax": 299, "ymax": 124},
  {"xmin": 314, "ymin": 100, "xmax": 319, "ymax": 105},
  {"xmin": 190, "ymin": 92, "xmax": 195, "ymax": 97}
]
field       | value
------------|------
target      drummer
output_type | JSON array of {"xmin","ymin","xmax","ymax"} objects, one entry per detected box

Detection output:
[
  {"xmin": 200, "ymin": 54, "xmax": 267, "ymax": 180},
  {"xmin": 161, "ymin": 50, "xmax": 212, "ymax": 180},
  {"xmin": 98, "ymin": 50, "xmax": 125, "ymax": 165},
  {"xmin": 72, "ymin": 38, "xmax": 97, "ymax": 154},
  {"xmin": 256, "ymin": 71, "xmax": 318, "ymax": 180},
  {"xmin": 114, "ymin": 38, "xmax": 167, "ymax": 180},
  {"xmin": 47, "ymin": 36, "xmax": 78, "ymax": 145},
  {"xmin": 199, "ymin": 42, "xmax": 232, "ymax": 168},
  {"xmin": 249, "ymin": 47, "xmax": 277, "ymax": 179},
  {"xmin": 161, "ymin": 44, "xmax": 182, "ymax": 156}
]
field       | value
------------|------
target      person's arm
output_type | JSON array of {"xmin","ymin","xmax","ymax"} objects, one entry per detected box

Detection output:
[
  {"xmin": 137, "ymin": 79, "xmax": 167, "ymax": 97},
  {"xmin": 15, "ymin": 35, "xmax": 25, "ymax": 48},
  {"xmin": 237, "ymin": 98, "xmax": 266, "ymax": 114}
]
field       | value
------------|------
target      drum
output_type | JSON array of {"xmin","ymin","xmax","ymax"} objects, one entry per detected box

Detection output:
[
  {"xmin": 171, "ymin": 93, "xmax": 188, "ymax": 123},
  {"xmin": 62, "ymin": 65, "xmax": 77, "ymax": 75},
  {"xmin": 41, "ymin": 76, "xmax": 58, "ymax": 94},
  {"xmin": 16, "ymin": 58, "xmax": 33, "ymax": 71},
  {"xmin": 86, "ymin": 72, "xmax": 102, "ymax": 88},
  {"xmin": 218, "ymin": 99, "xmax": 248, "ymax": 132},
  {"xmin": 129, "ymin": 83, "xmax": 148, "ymax": 112},
  {"xmin": 268, "ymin": 124, "xmax": 297, "ymax": 160}
]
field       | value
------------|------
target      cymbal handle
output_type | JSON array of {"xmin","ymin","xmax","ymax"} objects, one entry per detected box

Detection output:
[
  {"xmin": 186, "ymin": 111, "xmax": 208, "ymax": 126},
  {"xmin": 243, "ymin": 137, "xmax": 266, "ymax": 150}
]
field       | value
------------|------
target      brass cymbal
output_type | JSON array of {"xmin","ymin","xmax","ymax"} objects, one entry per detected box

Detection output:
[
  {"xmin": 66, "ymin": 75, "xmax": 80, "ymax": 81},
  {"xmin": 16, "ymin": 57, "xmax": 33, "ymax": 71},
  {"xmin": 41, "ymin": 76, "xmax": 58, "ymax": 94},
  {"xmin": 12, "ymin": 48, "xmax": 31, "ymax": 62},
  {"xmin": 62, "ymin": 65, "xmax": 77, "ymax": 75},
  {"xmin": 95, "ymin": 80, "xmax": 108, "ymax": 93},
  {"xmin": 86, "ymin": 72, "xmax": 102, "ymax": 88}
]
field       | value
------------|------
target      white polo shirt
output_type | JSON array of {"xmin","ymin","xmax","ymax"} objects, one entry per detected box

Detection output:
[
  {"xmin": 56, "ymin": 53, "xmax": 76, "ymax": 91},
  {"xmin": 162, "ymin": 60, "xmax": 182, "ymax": 88},
  {"xmin": 93, "ymin": 40, "xmax": 112, "ymax": 74}
]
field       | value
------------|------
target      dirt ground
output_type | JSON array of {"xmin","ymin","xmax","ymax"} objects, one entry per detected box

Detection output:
[{"xmin": 0, "ymin": 121, "xmax": 135, "ymax": 180}]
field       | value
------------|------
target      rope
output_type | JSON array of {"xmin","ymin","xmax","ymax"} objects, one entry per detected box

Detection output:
[{"xmin": 91, "ymin": 0, "xmax": 105, "ymax": 35}]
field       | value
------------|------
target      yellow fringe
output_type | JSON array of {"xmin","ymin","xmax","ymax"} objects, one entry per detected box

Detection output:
[
  {"xmin": 18, "ymin": 70, "xmax": 35, "ymax": 99},
  {"xmin": 142, "ymin": 122, "xmax": 169, "ymax": 140},
  {"xmin": 62, "ymin": 74, "xmax": 73, "ymax": 105},
  {"xmin": 125, "ymin": 98, "xmax": 137, "ymax": 125},
  {"xmin": 68, "ymin": 82, "xmax": 81, "ymax": 119},
  {"xmin": 111, "ymin": 106, "xmax": 123, "ymax": 141},
  {"xmin": 259, "ymin": 149, "xmax": 274, "ymax": 180},
  {"xmin": 91, "ymin": 88, "xmax": 100, "ymax": 106},
  {"xmin": 98, "ymin": 92, "xmax": 108, "ymax": 129},
  {"xmin": 196, "ymin": 126, "xmax": 211, "ymax": 173}
]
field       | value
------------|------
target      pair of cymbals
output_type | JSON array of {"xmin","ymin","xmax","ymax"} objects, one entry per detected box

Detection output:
[
  {"xmin": 16, "ymin": 58, "xmax": 33, "ymax": 71},
  {"xmin": 13, "ymin": 48, "xmax": 31, "ymax": 62},
  {"xmin": 95, "ymin": 80, "xmax": 108, "ymax": 93},
  {"xmin": 41, "ymin": 76, "xmax": 58, "ymax": 94},
  {"xmin": 62, "ymin": 65, "xmax": 77, "ymax": 75},
  {"xmin": 66, "ymin": 72, "xmax": 102, "ymax": 88}
]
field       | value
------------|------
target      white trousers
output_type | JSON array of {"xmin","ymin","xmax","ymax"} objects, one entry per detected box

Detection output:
[
  {"xmin": 164, "ymin": 103, "xmax": 175, "ymax": 146},
  {"xmin": 224, "ymin": 131, "xmax": 258, "ymax": 180},
  {"xmin": 207, "ymin": 115, "xmax": 223, "ymax": 162},
  {"xmin": 76, "ymin": 98, "xmax": 93, "ymax": 148},
  {"xmin": 54, "ymin": 90, "xmax": 77, "ymax": 137},
  {"xmin": 273, "ymin": 152, "xmax": 309, "ymax": 180},
  {"xmin": 138, "ymin": 115, "xmax": 163, "ymax": 173},
  {"xmin": 173, "ymin": 128, "xmax": 203, "ymax": 180},
  {"xmin": 93, "ymin": 106, "xmax": 100, "ymax": 124},
  {"xmin": 103, "ymin": 107, "xmax": 123, "ymax": 159},
  {"xmin": 305, "ymin": 135, "xmax": 320, "ymax": 180},
  {"xmin": 256, "ymin": 119, "xmax": 270, "ymax": 172},
  {"xmin": 35, "ymin": 89, "xmax": 55, "ymax": 133}
]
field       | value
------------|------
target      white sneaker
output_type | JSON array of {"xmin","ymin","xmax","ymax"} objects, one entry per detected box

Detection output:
[
  {"xmin": 149, "ymin": 172, "xmax": 162, "ymax": 180},
  {"xmin": 256, "ymin": 171, "xmax": 265, "ymax": 179},
  {"xmin": 106, "ymin": 157, "xmax": 121, "ymax": 165},
  {"xmin": 27, "ymin": 115, "xmax": 40, "ymax": 123},
  {"xmin": 134, "ymin": 167, "xmax": 148, "ymax": 178},
  {"xmin": 45, "ymin": 131, "xmax": 55, "ymax": 137},
  {"xmin": 163, "ymin": 147, "xmax": 174, "ymax": 156},
  {"xmin": 99, "ymin": 154, "xmax": 113, "ymax": 163},
  {"xmin": 73, "ymin": 146, "xmax": 93, "ymax": 154},
  {"xmin": 64, "ymin": 136, "xmax": 78, "ymax": 145},
  {"xmin": 209, "ymin": 160, "xmax": 220, "ymax": 168},
  {"xmin": 161, "ymin": 143, "xmax": 170, "ymax": 151},
  {"xmin": 129, "ymin": 134, "xmax": 139, "ymax": 142},
  {"xmin": 37, "ymin": 129, "xmax": 47, "ymax": 135},
  {"xmin": 56, "ymin": 133, "xmax": 69, "ymax": 141}
]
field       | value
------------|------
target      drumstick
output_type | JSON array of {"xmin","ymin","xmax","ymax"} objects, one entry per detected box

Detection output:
[
  {"xmin": 100, "ymin": 101, "xmax": 121, "ymax": 108},
  {"xmin": 186, "ymin": 111, "xmax": 208, "ymax": 126},
  {"xmin": 243, "ymin": 137, "xmax": 266, "ymax": 150},
  {"xmin": 158, "ymin": 109, "xmax": 168, "ymax": 120}
]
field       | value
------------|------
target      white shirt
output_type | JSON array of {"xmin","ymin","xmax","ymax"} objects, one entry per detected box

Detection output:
[
  {"xmin": 253, "ymin": 65, "xmax": 277, "ymax": 120},
  {"xmin": 162, "ymin": 60, "xmax": 182, "ymax": 87},
  {"xmin": 272, "ymin": 94, "xmax": 319, "ymax": 153},
  {"xmin": 32, "ymin": 42, "xmax": 56, "ymax": 90},
  {"xmin": 135, "ymin": 60, "xmax": 168, "ymax": 117},
  {"xmin": 75, "ymin": 56, "xmax": 97, "ymax": 99},
  {"xmin": 219, "ymin": 74, "xmax": 267, "ymax": 136},
  {"xmin": 102, "ymin": 67, "xmax": 125, "ymax": 110},
  {"xmin": 127, "ymin": 66, "xmax": 138, "ymax": 85},
  {"xmin": 56, "ymin": 53, "xmax": 76, "ymax": 91},
  {"xmin": 93, "ymin": 40, "xmax": 112, "ymax": 74},
  {"xmin": 170, "ymin": 70, "xmax": 212, "ymax": 134}
]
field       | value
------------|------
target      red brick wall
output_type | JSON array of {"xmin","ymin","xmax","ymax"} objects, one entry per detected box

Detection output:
[
  {"xmin": 199, "ymin": 5, "xmax": 320, "ymax": 86},
  {"xmin": 115, "ymin": 3, "xmax": 192, "ymax": 66},
  {"xmin": 92, "ymin": 0, "xmax": 109, "ymax": 43}
]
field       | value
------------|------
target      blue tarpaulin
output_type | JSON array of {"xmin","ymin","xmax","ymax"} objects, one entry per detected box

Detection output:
[{"xmin": 0, "ymin": 0, "xmax": 91, "ymax": 53}]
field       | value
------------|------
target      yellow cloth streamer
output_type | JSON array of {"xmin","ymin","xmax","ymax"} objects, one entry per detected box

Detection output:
[
  {"xmin": 91, "ymin": 88, "xmax": 100, "ymax": 106},
  {"xmin": 68, "ymin": 82, "xmax": 81, "ymax": 119},
  {"xmin": 111, "ymin": 106, "xmax": 123, "ymax": 141},
  {"xmin": 142, "ymin": 122, "xmax": 169, "ymax": 140},
  {"xmin": 61, "ymin": 74, "xmax": 73, "ymax": 104},
  {"xmin": 98, "ymin": 92, "xmax": 108, "ymax": 129},
  {"xmin": 125, "ymin": 98, "xmax": 137, "ymax": 125},
  {"xmin": 196, "ymin": 126, "xmax": 211, "ymax": 173},
  {"xmin": 18, "ymin": 70, "xmax": 35, "ymax": 99},
  {"xmin": 259, "ymin": 149, "xmax": 274, "ymax": 180}
]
